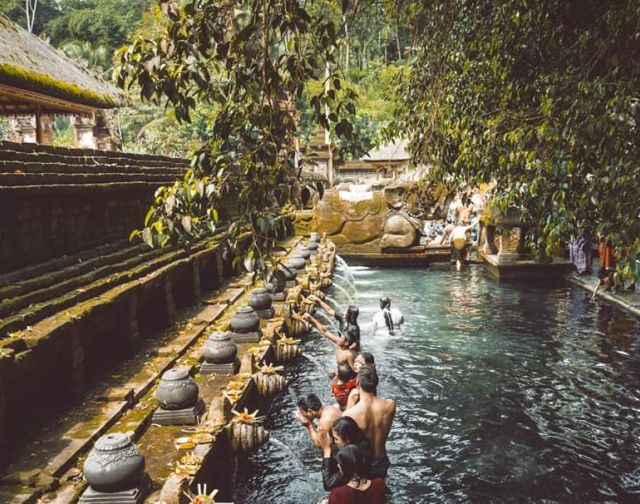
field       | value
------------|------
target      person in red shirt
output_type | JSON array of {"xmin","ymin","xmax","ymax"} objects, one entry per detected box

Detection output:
[
  {"xmin": 328, "ymin": 444, "xmax": 385, "ymax": 504},
  {"xmin": 331, "ymin": 363, "xmax": 358, "ymax": 410}
]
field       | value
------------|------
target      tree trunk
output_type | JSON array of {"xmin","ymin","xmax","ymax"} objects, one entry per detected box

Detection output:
[
  {"xmin": 343, "ymin": 14, "xmax": 350, "ymax": 72},
  {"xmin": 395, "ymin": 20, "xmax": 401, "ymax": 60}
]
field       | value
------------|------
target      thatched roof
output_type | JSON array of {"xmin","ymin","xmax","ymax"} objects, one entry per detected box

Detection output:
[
  {"xmin": 363, "ymin": 139, "xmax": 410, "ymax": 162},
  {"xmin": 0, "ymin": 13, "xmax": 124, "ymax": 115}
]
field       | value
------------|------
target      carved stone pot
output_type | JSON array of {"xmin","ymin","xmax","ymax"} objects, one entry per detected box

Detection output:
[
  {"xmin": 254, "ymin": 372, "xmax": 286, "ymax": 397},
  {"xmin": 202, "ymin": 331, "xmax": 238, "ymax": 364},
  {"xmin": 279, "ymin": 265, "xmax": 297, "ymax": 281},
  {"xmin": 230, "ymin": 306, "xmax": 261, "ymax": 333},
  {"xmin": 296, "ymin": 246, "xmax": 311, "ymax": 261},
  {"xmin": 83, "ymin": 433, "xmax": 145, "ymax": 493},
  {"xmin": 287, "ymin": 256, "xmax": 306, "ymax": 272},
  {"xmin": 155, "ymin": 368, "xmax": 199, "ymax": 410},
  {"xmin": 227, "ymin": 422, "xmax": 270, "ymax": 453},
  {"xmin": 248, "ymin": 288, "xmax": 273, "ymax": 311}
]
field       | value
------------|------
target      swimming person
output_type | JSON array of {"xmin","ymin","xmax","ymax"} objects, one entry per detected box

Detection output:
[
  {"xmin": 371, "ymin": 296, "xmax": 404, "ymax": 335},
  {"xmin": 296, "ymin": 393, "xmax": 342, "ymax": 448},
  {"xmin": 319, "ymin": 416, "xmax": 374, "ymax": 491},
  {"xmin": 343, "ymin": 365, "xmax": 396, "ymax": 478}
]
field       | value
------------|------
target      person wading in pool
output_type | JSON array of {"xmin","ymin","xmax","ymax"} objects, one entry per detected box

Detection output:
[
  {"xmin": 345, "ymin": 352, "xmax": 375, "ymax": 409},
  {"xmin": 371, "ymin": 296, "xmax": 404, "ymax": 335},
  {"xmin": 297, "ymin": 393, "xmax": 342, "ymax": 448},
  {"xmin": 308, "ymin": 297, "xmax": 361, "ymax": 351},
  {"xmin": 342, "ymin": 365, "xmax": 395, "ymax": 478},
  {"xmin": 303, "ymin": 312, "xmax": 357, "ymax": 370}
]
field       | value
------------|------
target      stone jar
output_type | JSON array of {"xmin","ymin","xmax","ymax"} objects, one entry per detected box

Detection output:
[
  {"xmin": 202, "ymin": 331, "xmax": 238, "ymax": 363},
  {"xmin": 279, "ymin": 265, "xmax": 297, "ymax": 281},
  {"xmin": 248, "ymin": 288, "xmax": 273, "ymax": 312},
  {"xmin": 309, "ymin": 232, "xmax": 319, "ymax": 241},
  {"xmin": 287, "ymin": 256, "xmax": 306, "ymax": 271},
  {"xmin": 83, "ymin": 433, "xmax": 145, "ymax": 493},
  {"xmin": 155, "ymin": 368, "xmax": 199, "ymax": 410},
  {"xmin": 296, "ymin": 246, "xmax": 311, "ymax": 260},
  {"xmin": 230, "ymin": 306, "xmax": 260, "ymax": 333}
]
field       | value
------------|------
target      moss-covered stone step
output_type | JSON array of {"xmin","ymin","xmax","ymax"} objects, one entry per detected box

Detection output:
[
  {"xmin": 0, "ymin": 243, "xmax": 201, "ymax": 338},
  {"xmin": 0, "ymin": 141, "xmax": 186, "ymax": 166},
  {"xmin": 0, "ymin": 244, "xmax": 163, "ymax": 318},
  {"xmin": 0, "ymin": 159, "xmax": 184, "ymax": 175},
  {"xmin": 0, "ymin": 239, "xmax": 131, "ymax": 289},
  {"xmin": 0, "ymin": 172, "xmax": 181, "ymax": 186},
  {"xmin": 0, "ymin": 181, "xmax": 168, "ymax": 196}
]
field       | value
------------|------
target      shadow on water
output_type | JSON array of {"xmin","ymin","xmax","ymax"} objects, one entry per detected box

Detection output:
[{"xmin": 234, "ymin": 265, "xmax": 640, "ymax": 503}]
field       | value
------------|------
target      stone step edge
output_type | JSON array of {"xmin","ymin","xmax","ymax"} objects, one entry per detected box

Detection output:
[
  {"xmin": 2, "ymin": 237, "xmax": 302, "ymax": 503},
  {"xmin": 0, "ymin": 239, "xmax": 213, "ymax": 340}
]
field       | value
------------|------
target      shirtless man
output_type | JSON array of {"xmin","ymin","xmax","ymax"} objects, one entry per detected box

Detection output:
[
  {"xmin": 342, "ymin": 364, "xmax": 395, "ymax": 478},
  {"xmin": 303, "ymin": 312, "xmax": 355, "ymax": 369},
  {"xmin": 296, "ymin": 393, "xmax": 342, "ymax": 448}
]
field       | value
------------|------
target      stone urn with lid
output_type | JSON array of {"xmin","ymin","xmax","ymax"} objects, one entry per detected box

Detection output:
[
  {"xmin": 248, "ymin": 288, "xmax": 274, "ymax": 319},
  {"xmin": 201, "ymin": 331, "xmax": 240, "ymax": 374},
  {"xmin": 279, "ymin": 265, "xmax": 297, "ymax": 287},
  {"xmin": 155, "ymin": 368, "xmax": 199, "ymax": 411},
  {"xmin": 229, "ymin": 306, "xmax": 262, "ymax": 343},
  {"xmin": 296, "ymin": 246, "xmax": 311, "ymax": 262},
  {"xmin": 83, "ymin": 433, "xmax": 146, "ymax": 493},
  {"xmin": 287, "ymin": 256, "xmax": 306, "ymax": 273}
]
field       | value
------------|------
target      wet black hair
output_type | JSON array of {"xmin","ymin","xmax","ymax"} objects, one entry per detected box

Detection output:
[
  {"xmin": 337, "ymin": 362, "xmax": 356, "ymax": 382},
  {"xmin": 332, "ymin": 417, "xmax": 368, "ymax": 446},
  {"xmin": 345, "ymin": 305, "xmax": 359, "ymax": 324},
  {"xmin": 297, "ymin": 393, "xmax": 322, "ymax": 412},
  {"xmin": 335, "ymin": 444, "xmax": 370, "ymax": 482},
  {"xmin": 356, "ymin": 352, "xmax": 375, "ymax": 365},
  {"xmin": 379, "ymin": 296, "xmax": 391, "ymax": 309},
  {"xmin": 358, "ymin": 364, "xmax": 379, "ymax": 394}
]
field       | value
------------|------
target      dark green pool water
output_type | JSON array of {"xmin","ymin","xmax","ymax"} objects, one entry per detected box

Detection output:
[{"xmin": 233, "ymin": 265, "xmax": 640, "ymax": 503}]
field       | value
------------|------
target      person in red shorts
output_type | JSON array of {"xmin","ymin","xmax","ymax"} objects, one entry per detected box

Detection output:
[{"xmin": 331, "ymin": 363, "xmax": 358, "ymax": 410}]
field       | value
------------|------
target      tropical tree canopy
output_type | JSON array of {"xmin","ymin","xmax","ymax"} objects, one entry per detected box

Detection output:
[
  {"xmin": 116, "ymin": 0, "xmax": 361, "ymax": 275},
  {"xmin": 394, "ymin": 0, "xmax": 640, "ymax": 259}
]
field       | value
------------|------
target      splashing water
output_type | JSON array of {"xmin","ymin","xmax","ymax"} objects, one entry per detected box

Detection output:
[
  {"xmin": 331, "ymin": 282, "xmax": 356, "ymax": 305},
  {"xmin": 314, "ymin": 310, "xmax": 339, "ymax": 333},
  {"xmin": 301, "ymin": 353, "xmax": 330, "ymax": 377},
  {"xmin": 332, "ymin": 273, "xmax": 357, "ymax": 294},
  {"xmin": 269, "ymin": 437, "xmax": 317, "ymax": 491}
]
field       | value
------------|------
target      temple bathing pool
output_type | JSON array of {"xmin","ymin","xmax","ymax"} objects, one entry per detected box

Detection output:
[{"xmin": 233, "ymin": 265, "xmax": 640, "ymax": 503}]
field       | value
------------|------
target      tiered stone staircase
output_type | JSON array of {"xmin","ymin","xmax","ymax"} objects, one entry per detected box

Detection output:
[{"xmin": 0, "ymin": 142, "xmax": 223, "ymax": 470}]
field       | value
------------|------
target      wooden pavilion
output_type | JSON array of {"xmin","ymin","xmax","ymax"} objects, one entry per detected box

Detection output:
[{"xmin": 0, "ymin": 12, "xmax": 123, "ymax": 144}]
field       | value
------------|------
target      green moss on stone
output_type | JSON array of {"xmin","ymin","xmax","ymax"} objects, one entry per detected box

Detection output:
[{"xmin": 0, "ymin": 63, "xmax": 119, "ymax": 109}]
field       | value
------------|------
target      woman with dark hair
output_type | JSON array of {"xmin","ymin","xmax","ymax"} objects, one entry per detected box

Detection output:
[
  {"xmin": 372, "ymin": 296, "xmax": 404, "ymax": 336},
  {"xmin": 320, "ymin": 417, "xmax": 373, "ymax": 491},
  {"xmin": 329, "ymin": 445, "xmax": 385, "ymax": 503},
  {"xmin": 306, "ymin": 296, "xmax": 361, "ymax": 351}
]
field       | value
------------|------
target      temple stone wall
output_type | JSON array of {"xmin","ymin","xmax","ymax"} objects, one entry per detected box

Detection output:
[{"xmin": 0, "ymin": 141, "xmax": 186, "ymax": 273}]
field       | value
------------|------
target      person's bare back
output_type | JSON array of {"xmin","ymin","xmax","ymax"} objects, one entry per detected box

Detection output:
[{"xmin": 344, "ymin": 394, "xmax": 395, "ymax": 455}]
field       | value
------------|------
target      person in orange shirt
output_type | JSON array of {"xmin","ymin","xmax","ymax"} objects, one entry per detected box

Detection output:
[{"xmin": 593, "ymin": 238, "xmax": 617, "ymax": 299}]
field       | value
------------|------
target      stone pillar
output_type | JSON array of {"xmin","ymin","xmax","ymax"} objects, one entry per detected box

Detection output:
[
  {"xmin": 41, "ymin": 115, "xmax": 54, "ymax": 145},
  {"xmin": 9, "ymin": 116, "xmax": 37, "ymax": 143},
  {"xmin": 192, "ymin": 259, "xmax": 202, "ymax": 304},
  {"xmin": 0, "ymin": 352, "xmax": 10, "ymax": 468},
  {"xmin": 93, "ymin": 110, "xmax": 120, "ymax": 150},
  {"xmin": 215, "ymin": 248, "xmax": 226, "ymax": 282},
  {"xmin": 73, "ymin": 114, "xmax": 96, "ymax": 149},
  {"xmin": 496, "ymin": 228, "xmax": 518, "ymax": 265},
  {"xmin": 164, "ymin": 274, "xmax": 176, "ymax": 324},
  {"xmin": 127, "ymin": 293, "xmax": 140, "ymax": 351},
  {"xmin": 69, "ymin": 326, "xmax": 86, "ymax": 401},
  {"xmin": 485, "ymin": 224, "xmax": 498, "ymax": 255},
  {"xmin": 517, "ymin": 226, "xmax": 528, "ymax": 257}
]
